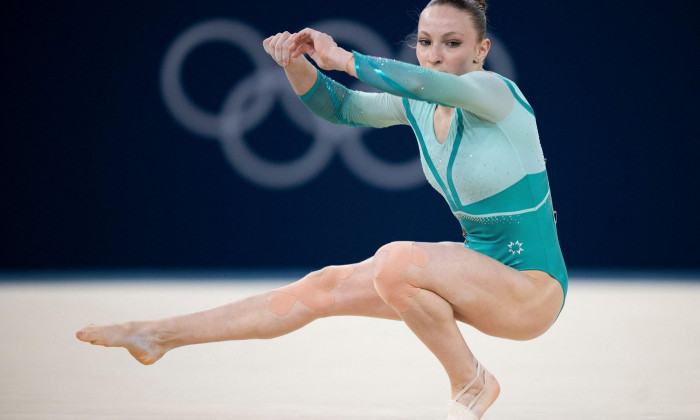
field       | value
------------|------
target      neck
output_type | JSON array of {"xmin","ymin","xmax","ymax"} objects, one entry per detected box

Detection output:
[{"xmin": 436, "ymin": 104, "xmax": 456, "ymax": 113}]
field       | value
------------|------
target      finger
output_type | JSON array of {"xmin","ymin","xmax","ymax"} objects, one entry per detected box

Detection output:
[
  {"xmin": 296, "ymin": 41, "xmax": 316, "ymax": 59},
  {"xmin": 297, "ymin": 27, "xmax": 316, "ymax": 38},
  {"xmin": 297, "ymin": 28, "xmax": 321, "ymax": 47},
  {"xmin": 285, "ymin": 32, "xmax": 300, "ymax": 51},
  {"xmin": 264, "ymin": 34, "xmax": 281, "ymax": 59},
  {"xmin": 291, "ymin": 43, "xmax": 307, "ymax": 59},
  {"xmin": 275, "ymin": 31, "xmax": 290, "ymax": 64},
  {"xmin": 282, "ymin": 34, "xmax": 298, "ymax": 61},
  {"xmin": 281, "ymin": 31, "xmax": 296, "ymax": 64},
  {"xmin": 287, "ymin": 32, "xmax": 308, "ymax": 52},
  {"xmin": 305, "ymin": 28, "xmax": 329, "ymax": 45},
  {"xmin": 282, "ymin": 35, "xmax": 293, "ymax": 52},
  {"xmin": 307, "ymin": 47, "xmax": 320, "ymax": 65}
]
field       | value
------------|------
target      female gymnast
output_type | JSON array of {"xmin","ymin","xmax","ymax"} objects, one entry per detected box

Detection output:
[{"xmin": 76, "ymin": 1, "xmax": 567, "ymax": 418}]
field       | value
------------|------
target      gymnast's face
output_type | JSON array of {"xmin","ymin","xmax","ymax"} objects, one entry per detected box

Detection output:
[{"xmin": 416, "ymin": 5, "xmax": 490, "ymax": 75}]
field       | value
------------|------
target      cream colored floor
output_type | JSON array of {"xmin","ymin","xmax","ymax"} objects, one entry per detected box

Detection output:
[{"xmin": 0, "ymin": 275, "xmax": 699, "ymax": 419}]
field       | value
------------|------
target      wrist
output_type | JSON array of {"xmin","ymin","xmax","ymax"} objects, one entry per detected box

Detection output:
[
  {"xmin": 283, "ymin": 55, "xmax": 311, "ymax": 72},
  {"xmin": 344, "ymin": 52, "xmax": 355, "ymax": 74},
  {"xmin": 329, "ymin": 47, "xmax": 351, "ymax": 72}
]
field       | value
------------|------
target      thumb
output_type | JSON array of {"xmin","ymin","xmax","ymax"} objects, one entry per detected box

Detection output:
[{"xmin": 305, "ymin": 46, "xmax": 320, "ymax": 63}]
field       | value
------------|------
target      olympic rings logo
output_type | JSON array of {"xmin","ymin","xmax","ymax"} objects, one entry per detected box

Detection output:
[{"xmin": 160, "ymin": 19, "xmax": 517, "ymax": 190}]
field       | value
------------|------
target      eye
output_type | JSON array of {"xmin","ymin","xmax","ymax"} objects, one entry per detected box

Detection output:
[
  {"xmin": 418, "ymin": 39, "xmax": 431, "ymax": 46},
  {"xmin": 446, "ymin": 41, "xmax": 461, "ymax": 47}
]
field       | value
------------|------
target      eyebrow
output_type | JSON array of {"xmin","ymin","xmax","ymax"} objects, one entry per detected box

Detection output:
[{"xmin": 418, "ymin": 30, "xmax": 465, "ymax": 38}]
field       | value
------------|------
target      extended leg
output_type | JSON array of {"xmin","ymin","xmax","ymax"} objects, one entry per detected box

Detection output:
[{"xmin": 76, "ymin": 259, "xmax": 398, "ymax": 365}]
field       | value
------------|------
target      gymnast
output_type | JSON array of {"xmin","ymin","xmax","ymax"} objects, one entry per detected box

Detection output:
[{"xmin": 77, "ymin": 1, "xmax": 567, "ymax": 418}]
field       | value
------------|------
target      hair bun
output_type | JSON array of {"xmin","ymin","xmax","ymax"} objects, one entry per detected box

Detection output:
[{"xmin": 475, "ymin": 0, "xmax": 488, "ymax": 12}]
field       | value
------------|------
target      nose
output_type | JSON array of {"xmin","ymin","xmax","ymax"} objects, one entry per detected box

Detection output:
[{"xmin": 428, "ymin": 46, "xmax": 442, "ymax": 66}]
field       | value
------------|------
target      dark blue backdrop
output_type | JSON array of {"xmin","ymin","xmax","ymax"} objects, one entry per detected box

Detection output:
[{"xmin": 2, "ymin": 1, "xmax": 698, "ymax": 271}]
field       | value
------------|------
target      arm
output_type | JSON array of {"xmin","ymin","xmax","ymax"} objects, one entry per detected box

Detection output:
[
  {"xmin": 286, "ymin": 29, "xmax": 514, "ymax": 123},
  {"xmin": 299, "ymin": 68, "xmax": 408, "ymax": 128},
  {"xmin": 264, "ymin": 29, "xmax": 407, "ymax": 128},
  {"xmin": 351, "ymin": 51, "xmax": 514, "ymax": 123},
  {"xmin": 263, "ymin": 31, "xmax": 319, "ymax": 95}
]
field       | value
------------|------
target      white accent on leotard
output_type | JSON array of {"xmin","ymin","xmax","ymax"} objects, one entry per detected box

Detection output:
[{"xmin": 454, "ymin": 189, "xmax": 550, "ymax": 220}]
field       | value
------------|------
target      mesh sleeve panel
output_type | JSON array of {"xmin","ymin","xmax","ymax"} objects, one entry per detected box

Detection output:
[{"xmin": 300, "ymin": 68, "xmax": 409, "ymax": 128}]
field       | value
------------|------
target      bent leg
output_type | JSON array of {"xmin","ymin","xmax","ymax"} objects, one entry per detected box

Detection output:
[
  {"xmin": 76, "ymin": 258, "xmax": 398, "ymax": 365},
  {"xmin": 371, "ymin": 241, "xmax": 563, "ymax": 418}
]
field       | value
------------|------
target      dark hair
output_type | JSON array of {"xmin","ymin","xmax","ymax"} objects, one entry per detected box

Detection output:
[{"xmin": 423, "ymin": 0, "xmax": 488, "ymax": 41}]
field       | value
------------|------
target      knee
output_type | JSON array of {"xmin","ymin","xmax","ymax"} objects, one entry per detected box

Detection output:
[
  {"xmin": 372, "ymin": 242, "xmax": 411, "ymax": 286},
  {"xmin": 371, "ymin": 242, "xmax": 430, "ymax": 312}
]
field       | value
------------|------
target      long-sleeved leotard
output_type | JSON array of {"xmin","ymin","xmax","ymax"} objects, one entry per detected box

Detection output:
[{"xmin": 300, "ymin": 51, "xmax": 568, "ymax": 298}]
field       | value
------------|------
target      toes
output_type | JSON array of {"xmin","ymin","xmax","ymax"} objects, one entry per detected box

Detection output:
[
  {"xmin": 75, "ymin": 328, "xmax": 90, "ymax": 341},
  {"xmin": 76, "ymin": 325, "xmax": 100, "ymax": 343}
]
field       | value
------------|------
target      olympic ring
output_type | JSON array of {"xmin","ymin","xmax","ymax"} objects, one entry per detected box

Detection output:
[{"xmin": 160, "ymin": 19, "xmax": 517, "ymax": 190}]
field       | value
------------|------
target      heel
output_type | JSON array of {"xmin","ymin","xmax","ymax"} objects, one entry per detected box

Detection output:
[{"xmin": 445, "ymin": 361, "xmax": 486, "ymax": 420}]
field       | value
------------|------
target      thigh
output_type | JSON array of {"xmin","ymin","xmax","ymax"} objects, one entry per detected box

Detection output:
[{"xmin": 408, "ymin": 242, "xmax": 564, "ymax": 340}]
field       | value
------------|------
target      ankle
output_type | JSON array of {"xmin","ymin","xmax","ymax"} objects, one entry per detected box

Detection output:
[
  {"xmin": 145, "ymin": 323, "xmax": 181, "ymax": 349},
  {"xmin": 451, "ymin": 359, "xmax": 481, "ymax": 397},
  {"xmin": 123, "ymin": 321, "xmax": 169, "ymax": 349}
]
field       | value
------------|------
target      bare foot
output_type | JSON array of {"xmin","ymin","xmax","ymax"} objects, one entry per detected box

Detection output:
[
  {"xmin": 451, "ymin": 363, "xmax": 500, "ymax": 419},
  {"xmin": 76, "ymin": 322, "xmax": 169, "ymax": 365}
]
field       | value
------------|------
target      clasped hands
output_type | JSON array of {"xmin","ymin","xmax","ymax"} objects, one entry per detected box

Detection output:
[{"xmin": 263, "ymin": 28, "xmax": 353, "ymax": 73}]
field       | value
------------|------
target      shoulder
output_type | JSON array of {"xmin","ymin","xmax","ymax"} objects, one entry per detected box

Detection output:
[
  {"xmin": 464, "ymin": 72, "xmax": 537, "ymax": 118},
  {"xmin": 457, "ymin": 71, "xmax": 512, "ymax": 92},
  {"xmin": 488, "ymin": 73, "xmax": 526, "ymax": 96},
  {"xmin": 487, "ymin": 74, "xmax": 535, "ymax": 116}
]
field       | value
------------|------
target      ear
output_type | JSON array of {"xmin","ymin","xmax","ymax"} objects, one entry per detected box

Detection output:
[{"xmin": 477, "ymin": 37, "xmax": 491, "ymax": 62}]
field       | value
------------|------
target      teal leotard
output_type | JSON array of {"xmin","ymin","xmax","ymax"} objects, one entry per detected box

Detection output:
[{"xmin": 299, "ymin": 51, "xmax": 567, "ymax": 298}]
